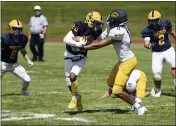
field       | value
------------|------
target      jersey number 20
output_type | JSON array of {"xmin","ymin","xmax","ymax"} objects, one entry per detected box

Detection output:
[
  {"xmin": 10, "ymin": 50, "xmax": 17, "ymax": 59},
  {"xmin": 158, "ymin": 34, "xmax": 165, "ymax": 45}
]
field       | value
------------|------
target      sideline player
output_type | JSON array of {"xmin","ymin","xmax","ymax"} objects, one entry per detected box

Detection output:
[
  {"xmin": 63, "ymin": 11, "xmax": 103, "ymax": 111},
  {"xmin": 141, "ymin": 10, "xmax": 176, "ymax": 97},
  {"xmin": 1, "ymin": 20, "xmax": 34, "ymax": 96},
  {"xmin": 102, "ymin": 69, "xmax": 149, "ymax": 111},
  {"xmin": 83, "ymin": 9, "xmax": 147, "ymax": 115}
]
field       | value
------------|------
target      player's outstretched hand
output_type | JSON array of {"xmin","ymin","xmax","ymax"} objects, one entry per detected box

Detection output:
[
  {"xmin": 101, "ymin": 88, "xmax": 112, "ymax": 98},
  {"xmin": 28, "ymin": 60, "xmax": 34, "ymax": 67}
]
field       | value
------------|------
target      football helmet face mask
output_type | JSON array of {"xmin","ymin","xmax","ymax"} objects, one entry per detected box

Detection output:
[
  {"xmin": 107, "ymin": 9, "xmax": 128, "ymax": 29},
  {"xmin": 9, "ymin": 20, "xmax": 23, "ymax": 36},
  {"xmin": 85, "ymin": 11, "xmax": 103, "ymax": 32},
  {"xmin": 148, "ymin": 10, "xmax": 162, "ymax": 29}
]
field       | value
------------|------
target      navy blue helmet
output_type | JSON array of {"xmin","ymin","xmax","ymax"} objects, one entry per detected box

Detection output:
[{"xmin": 107, "ymin": 9, "xmax": 128, "ymax": 28}]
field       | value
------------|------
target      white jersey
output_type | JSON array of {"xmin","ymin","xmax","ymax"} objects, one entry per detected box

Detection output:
[{"xmin": 100, "ymin": 24, "xmax": 134, "ymax": 61}]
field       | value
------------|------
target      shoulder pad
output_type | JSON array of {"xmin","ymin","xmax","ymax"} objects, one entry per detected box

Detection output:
[
  {"xmin": 71, "ymin": 21, "xmax": 84, "ymax": 36},
  {"xmin": 141, "ymin": 27, "xmax": 152, "ymax": 38},
  {"xmin": 162, "ymin": 20, "xmax": 172, "ymax": 31},
  {"xmin": 1, "ymin": 34, "xmax": 11, "ymax": 44}
]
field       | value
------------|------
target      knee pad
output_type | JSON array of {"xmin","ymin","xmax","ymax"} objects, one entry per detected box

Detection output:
[
  {"xmin": 154, "ymin": 74, "xmax": 161, "ymax": 81},
  {"xmin": 126, "ymin": 80, "xmax": 137, "ymax": 93},
  {"xmin": 24, "ymin": 75, "xmax": 31, "ymax": 83},
  {"xmin": 65, "ymin": 72, "xmax": 71, "ymax": 86}
]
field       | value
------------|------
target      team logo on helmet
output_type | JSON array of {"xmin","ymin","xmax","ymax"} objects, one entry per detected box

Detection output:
[{"xmin": 111, "ymin": 12, "xmax": 120, "ymax": 18}]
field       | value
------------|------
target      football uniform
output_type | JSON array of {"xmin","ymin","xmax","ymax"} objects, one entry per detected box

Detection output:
[
  {"xmin": 125, "ymin": 69, "xmax": 147, "ymax": 98},
  {"xmin": 1, "ymin": 33, "xmax": 31, "ymax": 83},
  {"xmin": 64, "ymin": 21, "xmax": 102, "ymax": 86},
  {"xmin": 141, "ymin": 20, "xmax": 175, "ymax": 80},
  {"xmin": 101, "ymin": 24, "xmax": 137, "ymax": 94}
]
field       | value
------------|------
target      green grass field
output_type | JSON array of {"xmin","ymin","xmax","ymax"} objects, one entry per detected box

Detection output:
[
  {"xmin": 1, "ymin": 1, "xmax": 175, "ymax": 39},
  {"xmin": 1, "ymin": 43, "xmax": 175, "ymax": 125}
]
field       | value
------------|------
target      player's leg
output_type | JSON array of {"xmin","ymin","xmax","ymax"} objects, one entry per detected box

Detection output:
[
  {"xmin": 30, "ymin": 35, "xmax": 38, "ymax": 61},
  {"xmin": 112, "ymin": 57, "xmax": 137, "ymax": 104},
  {"xmin": 136, "ymin": 71, "xmax": 147, "ymax": 99},
  {"xmin": 68, "ymin": 58, "xmax": 86, "ymax": 111},
  {"xmin": 64, "ymin": 59, "xmax": 73, "ymax": 93},
  {"xmin": 163, "ymin": 47, "xmax": 176, "ymax": 88},
  {"xmin": 37, "ymin": 36, "xmax": 45, "ymax": 61},
  {"xmin": 113, "ymin": 57, "xmax": 147, "ymax": 115},
  {"xmin": 103, "ymin": 63, "xmax": 120, "ymax": 98},
  {"xmin": 151, "ymin": 52, "xmax": 164, "ymax": 97},
  {"xmin": 12, "ymin": 63, "xmax": 31, "ymax": 96}
]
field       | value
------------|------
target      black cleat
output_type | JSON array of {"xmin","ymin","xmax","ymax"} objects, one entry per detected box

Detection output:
[
  {"xmin": 32, "ymin": 57, "xmax": 37, "ymax": 62},
  {"xmin": 38, "ymin": 59, "xmax": 45, "ymax": 62}
]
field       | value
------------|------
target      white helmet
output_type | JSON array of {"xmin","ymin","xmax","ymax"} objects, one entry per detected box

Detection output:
[{"xmin": 126, "ymin": 80, "xmax": 136, "ymax": 93}]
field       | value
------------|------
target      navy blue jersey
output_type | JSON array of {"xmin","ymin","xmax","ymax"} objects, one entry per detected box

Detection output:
[
  {"xmin": 66, "ymin": 21, "xmax": 102, "ymax": 56},
  {"xmin": 141, "ymin": 20, "xmax": 172, "ymax": 52},
  {"xmin": 1, "ymin": 34, "xmax": 28, "ymax": 63}
]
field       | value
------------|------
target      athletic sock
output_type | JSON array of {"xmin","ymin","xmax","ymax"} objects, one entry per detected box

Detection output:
[
  {"xmin": 22, "ymin": 81, "xmax": 29, "ymax": 91},
  {"xmin": 154, "ymin": 88, "xmax": 161, "ymax": 93},
  {"xmin": 134, "ymin": 102, "xmax": 142, "ymax": 109},
  {"xmin": 71, "ymin": 80, "xmax": 78, "ymax": 96},
  {"xmin": 174, "ymin": 79, "xmax": 176, "ymax": 88}
]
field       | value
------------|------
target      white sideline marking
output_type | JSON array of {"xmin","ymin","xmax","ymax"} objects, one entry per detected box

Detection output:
[
  {"xmin": 46, "ymin": 91, "xmax": 62, "ymax": 94},
  {"xmin": 2, "ymin": 110, "xmax": 10, "ymax": 113},
  {"xmin": 55, "ymin": 117, "xmax": 95, "ymax": 122},
  {"xmin": 2, "ymin": 114, "xmax": 56, "ymax": 121}
]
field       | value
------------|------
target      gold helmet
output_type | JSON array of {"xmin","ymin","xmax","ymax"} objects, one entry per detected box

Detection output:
[
  {"xmin": 85, "ymin": 11, "xmax": 103, "ymax": 31},
  {"xmin": 148, "ymin": 10, "xmax": 162, "ymax": 29},
  {"xmin": 9, "ymin": 19, "xmax": 23, "ymax": 36}
]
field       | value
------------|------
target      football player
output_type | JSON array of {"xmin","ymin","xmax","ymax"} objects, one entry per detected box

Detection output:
[
  {"xmin": 1, "ymin": 20, "xmax": 34, "ymax": 96},
  {"xmin": 83, "ymin": 9, "xmax": 147, "ymax": 115},
  {"xmin": 63, "ymin": 11, "xmax": 103, "ymax": 111},
  {"xmin": 102, "ymin": 69, "xmax": 149, "ymax": 111},
  {"xmin": 141, "ymin": 10, "xmax": 176, "ymax": 97}
]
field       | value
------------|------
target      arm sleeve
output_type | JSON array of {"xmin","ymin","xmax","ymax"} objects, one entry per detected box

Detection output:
[
  {"xmin": 43, "ymin": 16, "xmax": 48, "ymax": 27},
  {"xmin": 63, "ymin": 31, "xmax": 82, "ymax": 47},
  {"xmin": 22, "ymin": 35, "xmax": 28, "ymax": 48},
  {"xmin": 1, "ymin": 36, "xmax": 4, "ymax": 48}
]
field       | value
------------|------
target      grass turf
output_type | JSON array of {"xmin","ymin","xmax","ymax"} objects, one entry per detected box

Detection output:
[{"xmin": 1, "ymin": 43, "xmax": 175, "ymax": 125}]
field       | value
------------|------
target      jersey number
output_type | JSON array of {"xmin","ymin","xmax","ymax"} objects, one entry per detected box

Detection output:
[
  {"xmin": 158, "ymin": 34, "xmax": 165, "ymax": 45},
  {"xmin": 72, "ymin": 24, "xmax": 79, "ymax": 32},
  {"xmin": 10, "ymin": 50, "xmax": 17, "ymax": 59}
]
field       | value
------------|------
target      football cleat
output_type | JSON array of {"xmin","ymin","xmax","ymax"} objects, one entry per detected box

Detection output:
[
  {"xmin": 68, "ymin": 94, "xmax": 83, "ymax": 111},
  {"xmin": 77, "ymin": 94, "xmax": 83, "ymax": 111},
  {"xmin": 21, "ymin": 90, "xmax": 31, "ymax": 96},
  {"xmin": 137, "ymin": 106, "xmax": 147, "ymax": 115},
  {"xmin": 130, "ymin": 97, "xmax": 142, "ymax": 112},
  {"xmin": 68, "ymin": 97, "xmax": 77, "ymax": 110},
  {"xmin": 151, "ymin": 88, "xmax": 161, "ymax": 97}
]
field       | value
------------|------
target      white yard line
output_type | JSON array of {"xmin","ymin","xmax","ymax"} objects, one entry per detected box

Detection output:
[
  {"xmin": 55, "ymin": 117, "xmax": 95, "ymax": 122},
  {"xmin": 1, "ymin": 114, "xmax": 56, "ymax": 121},
  {"xmin": 2, "ymin": 104, "xmax": 175, "ymax": 122}
]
